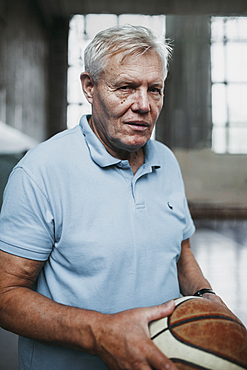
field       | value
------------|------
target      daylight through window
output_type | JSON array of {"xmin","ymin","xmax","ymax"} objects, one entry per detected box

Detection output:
[{"xmin": 211, "ymin": 17, "xmax": 247, "ymax": 154}]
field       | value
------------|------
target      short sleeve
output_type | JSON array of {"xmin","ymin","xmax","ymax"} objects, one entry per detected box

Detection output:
[
  {"xmin": 171, "ymin": 151, "xmax": 195, "ymax": 241},
  {"xmin": 0, "ymin": 166, "xmax": 54, "ymax": 260},
  {"xmin": 182, "ymin": 197, "xmax": 196, "ymax": 240}
]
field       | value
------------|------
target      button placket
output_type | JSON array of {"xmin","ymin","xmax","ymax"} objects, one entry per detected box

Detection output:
[
  {"xmin": 132, "ymin": 165, "xmax": 152, "ymax": 209},
  {"xmin": 116, "ymin": 161, "xmax": 133, "ymax": 187}
]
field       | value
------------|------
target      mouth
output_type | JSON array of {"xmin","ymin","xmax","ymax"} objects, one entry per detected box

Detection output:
[{"xmin": 124, "ymin": 121, "xmax": 150, "ymax": 131}]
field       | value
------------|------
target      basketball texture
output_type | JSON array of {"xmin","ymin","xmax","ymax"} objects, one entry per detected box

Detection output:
[{"xmin": 149, "ymin": 296, "xmax": 247, "ymax": 370}]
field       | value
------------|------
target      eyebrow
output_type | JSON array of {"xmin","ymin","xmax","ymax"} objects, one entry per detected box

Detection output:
[{"xmin": 113, "ymin": 78, "xmax": 164, "ymax": 88}]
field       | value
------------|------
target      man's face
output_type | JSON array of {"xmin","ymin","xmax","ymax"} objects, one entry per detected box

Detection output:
[{"xmin": 85, "ymin": 50, "xmax": 164, "ymax": 159}]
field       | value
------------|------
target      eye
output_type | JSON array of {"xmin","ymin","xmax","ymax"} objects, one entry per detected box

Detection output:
[
  {"xmin": 119, "ymin": 85, "xmax": 133, "ymax": 92},
  {"xmin": 150, "ymin": 87, "xmax": 163, "ymax": 95}
]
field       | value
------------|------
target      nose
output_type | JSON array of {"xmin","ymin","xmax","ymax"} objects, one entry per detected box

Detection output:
[{"xmin": 131, "ymin": 89, "xmax": 150, "ymax": 113}]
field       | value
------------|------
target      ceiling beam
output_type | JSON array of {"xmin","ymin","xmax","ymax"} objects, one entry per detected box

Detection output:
[{"xmin": 35, "ymin": 0, "xmax": 247, "ymax": 20}]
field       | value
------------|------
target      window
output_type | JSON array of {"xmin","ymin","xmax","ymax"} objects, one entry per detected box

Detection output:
[
  {"xmin": 211, "ymin": 17, "xmax": 247, "ymax": 154},
  {"xmin": 67, "ymin": 14, "xmax": 166, "ymax": 130}
]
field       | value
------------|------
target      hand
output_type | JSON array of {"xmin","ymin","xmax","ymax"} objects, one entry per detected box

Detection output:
[
  {"xmin": 202, "ymin": 293, "xmax": 228, "ymax": 309},
  {"xmin": 92, "ymin": 300, "xmax": 178, "ymax": 370}
]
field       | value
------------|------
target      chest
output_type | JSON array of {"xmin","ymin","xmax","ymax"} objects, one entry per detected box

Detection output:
[{"xmin": 49, "ymin": 164, "xmax": 186, "ymax": 268}]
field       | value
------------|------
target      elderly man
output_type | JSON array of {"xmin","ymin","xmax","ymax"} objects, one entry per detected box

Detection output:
[{"xmin": 0, "ymin": 25, "xmax": 223, "ymax": 370}]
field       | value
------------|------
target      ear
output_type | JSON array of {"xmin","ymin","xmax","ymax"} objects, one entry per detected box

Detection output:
[{"xmin": 80, "ymin": 72, "xmax": 94, "ymax": 104}]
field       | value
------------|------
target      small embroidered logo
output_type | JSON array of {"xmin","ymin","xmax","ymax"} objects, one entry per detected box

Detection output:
[{"xmin": 167, "ymin": 202, "xmax": 173, "ymax": 210}]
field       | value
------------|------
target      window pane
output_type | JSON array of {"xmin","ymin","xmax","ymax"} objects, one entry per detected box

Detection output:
[
  {"xmin": 212, "ymin": 83, "xmax": 227, "ymax": 125},
  {"xmin": 211, "ymin": 16, "xmax": 247, "ymax": 154},
  {"xmin": 147, "ymin": 15, "xmax": 166, "ymax": 36},
  {"xmin": 67, "ymin": 104, "xmax": 91, "ymax": 129},
  {"xmin": 211, "ymin": 17, "xmax": 225, "ymax": 42},
  {"xmin": 68, "ymin": 15, "xmax": 85, "ymax": 66},
  {"xmin": 119, "ymin": 14, "xmax": 151, "ymax": 27},
  {"xmin": 226, "ymin": 43, "xmax": 247, "ymax": 82},
  {"xmin": 211, "ymin": 43, "xmax": 225, "ymax": 83},
  {"xmin": 67, "ymin": 66, "xmax": 85, "ymax": 104},
  {"xmin": 225, "ymin": 17, "xmax": 247, "ymax": 41},
  {"xmin": 119, "ymin": 14, "xmax": 166, "ymax": 36},
  {"xmin": 228, "ymin": 84, "xmax": 247, "ymax": 123},
  {"xmin": 70, "ymin": 14, "xmax": 85, "ymax": 32},
  {"xmin": 85, "ymin": 14, "xmax": 118, "ymax": 39},
  {"xmin": 228, "ymin": 127, "xmax": 247, "ymax": 153},
  {"xmin": 212, "ymin": 126, "xmax": 227, "ymax": 153},
  {"xmin": 225, "ymin": 18, "xmax": 240, "ymax": 40}
]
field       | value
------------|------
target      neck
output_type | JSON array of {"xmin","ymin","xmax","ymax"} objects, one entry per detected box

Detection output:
[{"xmin": 128, "ymin": 149, "xmax": 145, "ymax": 175}]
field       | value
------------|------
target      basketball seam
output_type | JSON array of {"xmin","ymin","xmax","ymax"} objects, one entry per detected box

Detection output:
[
  {"xmin": 174, "ymin": 297, "xmax": 196, "ymax": 308},
  {"xmin": 167, "ymin": 315, "xmax": 247, "ymax": 369},
  {"xmin": 149, "ymin": 297, "xmax": 195, "ymax": 340},
  {"xmin": 151, "ymin": 297, "xmax": 247, "ymax": 369},
  {"xmin": 170, "ymin": 314, "xmax": 245, "ymax": 329},
  {"xmin": 171, "ymin": 358, "xmax": 212, "ymax": 370},
  {"xmin": 150, "ymin": 316, "xmax": 243, "ymax": 340},
  {"xmin": 174, "ymin": 298, "xmax": 245, "ymax": 329},
  {"xmin": 151, "ymin": 327, "xmax": 168, "ymax": 340}
]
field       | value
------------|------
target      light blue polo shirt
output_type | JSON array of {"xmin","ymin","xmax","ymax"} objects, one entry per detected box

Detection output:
[{"xmin": 0, "ymin": 115, "xmax": 195, "ymax": 370}]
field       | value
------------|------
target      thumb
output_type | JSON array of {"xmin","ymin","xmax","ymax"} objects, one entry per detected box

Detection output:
[{"xmin": 145, "ymin": 300, "xmax": 175, "ymax": 327}]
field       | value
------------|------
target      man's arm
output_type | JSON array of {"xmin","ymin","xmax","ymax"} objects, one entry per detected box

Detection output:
[
  {"xmin": 0, "ymin": 250, "xmax": 178, "ymax": 370},
  {"xmin": 177, "ymin": 238, "xmax": 225, "ymax": 305}
]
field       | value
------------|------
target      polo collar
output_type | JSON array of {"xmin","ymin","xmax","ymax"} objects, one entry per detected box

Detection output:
[{"xmin": 79, "ymin": 115, "xmax": 161, "ymax": 170}]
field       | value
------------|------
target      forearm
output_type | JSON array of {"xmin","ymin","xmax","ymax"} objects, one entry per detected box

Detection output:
[
  {"xmin": 0, "ymin": 286, "xmax": 178, "ymax": 370},
  {"xmin": 177, "ymin": 239, "xmax": 212, "ymax": 296},
  {"xmin": 0, "ymin": 249, "xmax": 99, "ymax": 353},
  {"xmin": 0, "ymin": 251, "xmax": 179, "ymax": 370},
  {"xmin": 0, "ymin": 286, "xmax": 101, "ymax": 354}
]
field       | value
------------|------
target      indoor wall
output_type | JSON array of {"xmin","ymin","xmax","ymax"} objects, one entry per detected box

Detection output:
[{"xmin": 0, "ymin": 0, "xmax": 49, "ymax": 142}]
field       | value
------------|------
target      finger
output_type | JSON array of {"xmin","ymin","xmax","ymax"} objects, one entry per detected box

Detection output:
[{"xmin": 147, "ymin": 345, "xmax": 178, "ymax": 370}]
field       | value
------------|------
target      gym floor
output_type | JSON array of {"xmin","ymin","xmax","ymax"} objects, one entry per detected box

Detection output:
[{"xmin": 0, "ymin": 219, "xmax": 247, "ymax": 370}]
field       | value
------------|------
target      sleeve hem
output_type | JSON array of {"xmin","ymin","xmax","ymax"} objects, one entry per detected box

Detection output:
[
  {"xmin": 183, "ymin": 224, "xmax": 196, "ymax": 241},
  {"xmin": 0, "ymin": 239, "xmax": 49, "ymax": 261}
]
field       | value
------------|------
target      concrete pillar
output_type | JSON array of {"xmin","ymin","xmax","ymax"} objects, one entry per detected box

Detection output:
[
  {"xmin": 0, "ymin": 2, "xmax": 7, "ymax": 124},
  {"xmin": 47, "ymin": 17, "xmax": 69, "ymax": 138},
  {"xmin": 156, "ymin": 15, "xmax": 212, "ymax": 150}
]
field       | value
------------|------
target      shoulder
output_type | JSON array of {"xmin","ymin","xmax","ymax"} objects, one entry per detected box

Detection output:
[
  {"xmin": 15, "ymin": 124, "xmax": 88, "ymax": 178},
  {"xmin": 152, "ymin": 140, "xmax": 174, "ymax": 154},
  {"xmin": 8, "ymin": 125, "xmax": 86, "ymax": 194},
  {"xmin": 22, "ymin": 125, "xmax": 84, "ymax": 165},
  {"xmin": 151, "ymin": 140, "xmax": 180, "ymax": 167},
  {"xmin": 148, "ymin": 140, "xmax": 184, "ymax": 187}
]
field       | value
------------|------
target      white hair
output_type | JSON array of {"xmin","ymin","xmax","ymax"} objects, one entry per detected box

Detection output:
[{"xmin": 84, "ymin": 24, "xmax": 172, "ymax": 82}]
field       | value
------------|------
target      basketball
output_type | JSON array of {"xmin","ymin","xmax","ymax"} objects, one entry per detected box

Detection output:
[{"xmin": 149, "ymin": 296, "xmax": 247, "ymax": 370}]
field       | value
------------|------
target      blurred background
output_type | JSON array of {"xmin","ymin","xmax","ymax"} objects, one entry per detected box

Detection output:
[{"xmin": 0, "ymin": 1, "xmax": 247, "ymax": 369}]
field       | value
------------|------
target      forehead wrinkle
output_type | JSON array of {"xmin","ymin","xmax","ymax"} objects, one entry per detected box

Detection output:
[
  {"xmin": 116, "ymin": 71, "xmax": 164, "ymax": 90},
  {"xmin": 102, "ymin": 52, "xmax": 164, "ymax": 88},
  {"xmin": 116, "ymin": 62, "xmax": 164, "ymax": 83}
]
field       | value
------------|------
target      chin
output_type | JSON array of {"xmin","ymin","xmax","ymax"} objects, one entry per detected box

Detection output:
[
  {"xmin": 115, "ymin": 133, "xmax": 151, "ymax": 152},
  {"xmin": 125, "ymin": 140, "xmax": 148, "ymax": 151}
]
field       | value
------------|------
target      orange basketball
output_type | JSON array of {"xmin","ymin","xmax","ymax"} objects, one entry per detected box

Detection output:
[{"xmin": 149, "ymin": 296, "xmax": 247, "ymax": 369}]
